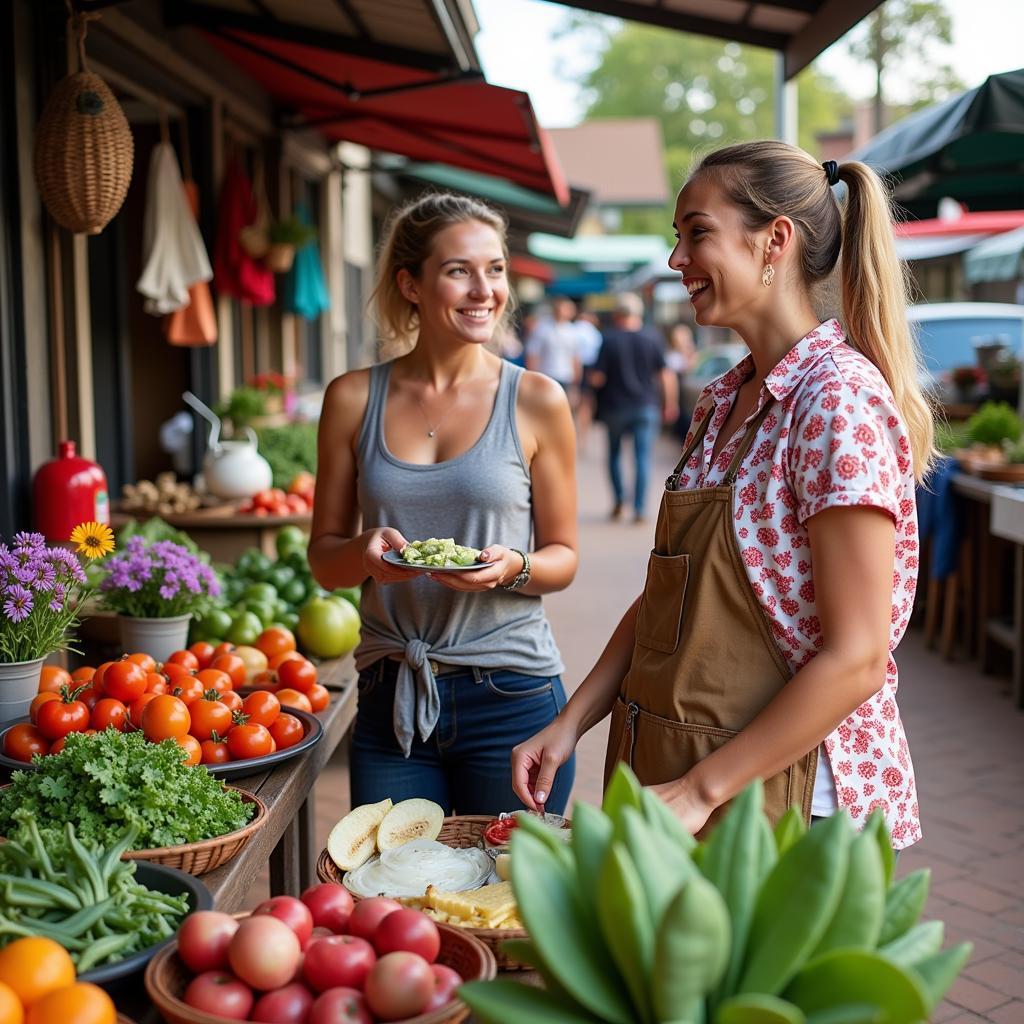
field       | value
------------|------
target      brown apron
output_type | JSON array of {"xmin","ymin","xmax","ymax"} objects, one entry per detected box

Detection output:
[{"xmin": 604, "ymin": 401, "xmax": 817, "ymax": 829}]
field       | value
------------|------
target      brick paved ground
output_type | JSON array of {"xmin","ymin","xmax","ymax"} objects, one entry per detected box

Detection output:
[{"xmin": 261, "ymin": 431, "xmax": 1024, "ymax": 1022}]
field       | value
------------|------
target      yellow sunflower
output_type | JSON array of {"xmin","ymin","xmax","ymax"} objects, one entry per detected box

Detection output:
[{"xmin": 70, "ymin": 521, "xmax": 115, "ymax": 559}]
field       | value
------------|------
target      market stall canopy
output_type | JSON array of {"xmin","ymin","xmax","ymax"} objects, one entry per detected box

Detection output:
[
  {"xmin": 894, "ymin": 210, "xmax": 1024, "ymax": 262},
  {"xmin": 849, "ymin": 68, "xmax": 1024, "ymax": 219},
  {"xmin": 549, "ymin": 0, "xmax": 884, "ymax": 79},
  {"xmin": 166, "ymin": 1, "xmax": 569, "ymax": 203},
  {"xmin": 965, "ymin": 226, "xmax": 1024, "ymax": 284}
]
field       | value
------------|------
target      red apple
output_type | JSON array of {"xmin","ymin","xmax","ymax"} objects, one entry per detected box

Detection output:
[
  {"xmin": 254, "ymin": 895, "xmax": 314, "ymax": 948},
  {"xmin": 303, "ymin": 935, "xmax": 377, "ymax": 993}
]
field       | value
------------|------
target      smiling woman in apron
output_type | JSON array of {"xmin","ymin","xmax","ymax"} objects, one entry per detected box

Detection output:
[{"xmin": 512, "ymin": 141, "xmax": 934, "ymax": 851}]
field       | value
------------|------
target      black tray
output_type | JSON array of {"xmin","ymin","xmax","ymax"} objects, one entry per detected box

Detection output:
[
  {"xmin": 79, "ymin": 860, "xmax": 213, "ymax": 987},
  {"xmin": 0, "ymin": 706, "xmax": 323, "ymax": 778}
]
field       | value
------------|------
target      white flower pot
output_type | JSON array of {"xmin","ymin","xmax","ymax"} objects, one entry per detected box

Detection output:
[
  {"xmin": 118, "ymin": 613, "xmax": 192, "ymax": 663},
  {"xmin": 0, "ymin": 656, "xmax": 45, "ymax": 725}
]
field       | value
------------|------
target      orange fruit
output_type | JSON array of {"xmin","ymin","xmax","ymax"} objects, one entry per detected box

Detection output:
[
  {"xmin": 25, "ymin": 983, "xmax": 115, "ymax": 1024},
  {"xmin": 255, "ymin": 626, "xmax": 297, "ymax": 660},
  {"xmin": 0, "ymin": 937, "xmax": 74, "ymax": 1006},
  {"xmin": 0, "ymin": 981, "xmax": 23, "ymax": 1024}
]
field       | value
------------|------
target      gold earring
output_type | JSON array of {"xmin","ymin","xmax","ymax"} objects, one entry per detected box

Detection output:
[{"xmin": 761, "ymin": 253, "xmax": 774, "ymax": 288}]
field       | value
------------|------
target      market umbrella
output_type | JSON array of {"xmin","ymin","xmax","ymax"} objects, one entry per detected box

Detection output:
[{"xmin": 850, "ymin": 68, "xmax": 1024, "ymax": 219}]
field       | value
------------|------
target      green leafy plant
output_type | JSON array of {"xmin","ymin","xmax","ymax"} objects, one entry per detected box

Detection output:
[
  {"xmin": 1003, "ymin": 438, "xmax": 1024, "ymax": 465},
  {"xmin": 965, "ymin": 401, "xmax": 1022, "ymax": 446},
  {"xmin": 256, "ymin": 422, "xmax": 318, "ymax": 489},
  {"xmin": 268, "ymin": 217, "xmax": 317, "ymax": 248},
  {"xmin": 461, "ymin": 765, "xmax": 972, "ymax": 1024},
  {"xmin": 0, "ymin": 729, "xmax": 253, "ymax": 854},
  {"xmin": 217, "ymin": 386, "xmax": 268, "ymax": 430}
]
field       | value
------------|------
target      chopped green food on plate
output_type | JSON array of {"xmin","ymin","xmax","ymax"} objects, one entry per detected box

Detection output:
[{"xmin": 401, "ymin": 538, "xmax": 481, "ymax": 568}]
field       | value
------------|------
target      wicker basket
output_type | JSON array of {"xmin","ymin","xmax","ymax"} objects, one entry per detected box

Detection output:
[
  {"xmin": 33, "ymin": 70, "xmax": 133, "ymax": 235},
  {"xmin": 144, "ymin": 919, "xmax": 495, "ymax": 1024},
  {"xmin": 124, "ymin": 790, "xmax": 267, "ymax": 875},
  {"xmin": 318, "ymin": 815, "xmax": 540, "ymax": 971}
]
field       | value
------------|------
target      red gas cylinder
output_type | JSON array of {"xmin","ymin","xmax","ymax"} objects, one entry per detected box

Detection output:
[{"xmin": 32, "ymin": 441, "xmax": 110, "ymax": 542}]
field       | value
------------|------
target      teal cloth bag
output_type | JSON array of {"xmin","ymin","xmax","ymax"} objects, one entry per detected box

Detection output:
[{"xmin": 282, "ymin": 203, "xmax": 330, "ymax": 319}]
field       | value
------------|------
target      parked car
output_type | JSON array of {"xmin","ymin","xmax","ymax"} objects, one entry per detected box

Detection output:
[
  {"xmin": 907, "ymin": 301, "xmax": 1024, "ymax": 402},
  {"xmin": 680, "ymin": 342, "xmax": 748, "ymax": 414}
]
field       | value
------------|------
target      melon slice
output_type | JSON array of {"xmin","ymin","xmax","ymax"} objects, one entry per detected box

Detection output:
[
  {"xmin": 375, "ymin": 798, "xmax": 445, "ymax": 852},
  {"xmin": 327, "ymin": 798, "xmax": 393, "ymax": 871}
]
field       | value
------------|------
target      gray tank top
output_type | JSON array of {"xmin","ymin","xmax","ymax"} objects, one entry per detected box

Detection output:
[{"xmin": 354, "ymin": 359, "xmax": 564, "ymax": 756}]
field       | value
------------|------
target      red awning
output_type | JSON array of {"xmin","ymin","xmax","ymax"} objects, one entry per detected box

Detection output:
[
  {"xmin": 510, "ymin": 254, "xmax": 554, "ymax": 284},
  {"xmin": 204, "ymin": 29, "xmax": 569, "ymax": 205}
]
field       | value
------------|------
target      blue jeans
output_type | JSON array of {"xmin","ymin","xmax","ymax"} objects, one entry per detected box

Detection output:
[
  {"xmin": 605, "ymin": 405, "xmax": 660, "ymax": 514},
  {"xmin": 350, "ymin": 660, "xmax": 575, "ymax": 816}
]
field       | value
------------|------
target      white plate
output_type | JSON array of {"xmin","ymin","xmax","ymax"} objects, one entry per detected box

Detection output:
[{"xmin": 382, "ymin": 549, "xmax": 488, "ymax": 573}]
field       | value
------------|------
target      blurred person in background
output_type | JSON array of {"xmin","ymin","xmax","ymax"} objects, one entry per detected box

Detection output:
[
  {"xmin": 525, "ymin": 296, "xmax": 582, "ymax": 397},
  {"xmin": 589, "ymin": 292, "xmax": 678, "ymax": 523},
  {"xmin": 665, "ymin": 321, "xmax": 697, "ymax": 440},
  {"xmin": 574, "ymin": 306, "xmax": 604, "ymax": 449}
]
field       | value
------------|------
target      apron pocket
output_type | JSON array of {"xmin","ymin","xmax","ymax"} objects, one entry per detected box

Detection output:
[
  {"xmin": 625, "ymin": 705, "xmax": 808, "ymax": 829},
  {"xmin": 635, "ymin": 551, "xmax": 690, "ymax": 654}
]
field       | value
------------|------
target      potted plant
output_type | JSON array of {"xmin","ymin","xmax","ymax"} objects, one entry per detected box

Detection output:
[
  {"xmin": 217, "ymin": 386, "xmax": 268, "ymax": 434},
  {"xmin": 987, "ymin": 353, "xmax": 1022, "ymax": 405},
  {"xmin": 0, "ymin": 524, "xmax": 109, "ymax": 724},
  {"xmin": 265, "ymin": 217, "xmax": 317, "ymax": 274},
  {"xmin": 950, "ymin": 364, "xmax": 985, "ymax": 403},
  {"xmin": 462, "ymin": 765, "xmax": 972, "ymax": 1024},
  {"xmin": 99, "ymin": 536, "xmax": 220, "ymax": 661}
]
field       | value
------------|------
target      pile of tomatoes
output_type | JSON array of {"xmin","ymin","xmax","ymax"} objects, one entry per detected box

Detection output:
[
  {"xmin": 239, "ymin": 472, "xmax": 315, "ymax": 518},
  {"xmin": 3, "ymin": 627, "xmax": 329, "ymax": 768},
  {"xmin": 0, "ymin": 936, "xmax": 115, "ymax": 1024}
]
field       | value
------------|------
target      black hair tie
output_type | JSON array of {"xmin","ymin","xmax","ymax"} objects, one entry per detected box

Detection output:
[{"xmin": 822, "ymin": 160, "xmax": 840, "ymax": 187}]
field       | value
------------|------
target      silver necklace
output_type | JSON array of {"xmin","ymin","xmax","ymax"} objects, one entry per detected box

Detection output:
[{"xmin": 416, "ymin": 391, "xmax": 459, "ymax": 438}]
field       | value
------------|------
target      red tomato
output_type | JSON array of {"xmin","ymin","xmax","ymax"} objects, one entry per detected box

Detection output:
[
  {"xmin": 212, "ymin": 642, "xmax": 236, "ymax": 659},
  {"xmin": 252, "ymin": 896, "xmax": 313, "ymax": 949},
  {"xmin": 29, "ymin": 691, "xmax": 60, "ymax": 724},
  {"xmin": 219, "ymin": 690, "xmax": 243, "ymax": 714},
  {"xmin": 269, "ymin": 714, "xmax": 304, "ymax": 750},
  {"xmin": 307, "ymin": 684, "xmax": 330, "ymax": 713},
  {"xmin": 36, "ymin": 690, "xmax": 91, "ymax": 740},
  {"xmin": 38, "ymin": 666, "xmax": 72, "ymax": 695},
  {"xmin": 195, "ymin": 668, "xmax": 232, "ymax": 695},
  {"xmin": 125, "ymin": 652, "xmax": 157, "ymax": 674},
  {"xmin": 129, "ymin": 692, "xmax": 160, "ymax": 728},
  {"xmin": 275, "ymin": 688, "xmax": 312, "ymax": 714},
  {"xmin": 212, "ymin": 654, "xmax": 247, "ymax": 689},
  {"xmin": 226, "ymin": 724, "xmax": 274, "ymax": 761},
  {"xmin": 183, "ymin": 971, "xmax": 253, "ymax": 1020},
  {"xmin": 252, "ymin": 983, "xmax": 316, "ymax": 1024},
  {"xmin": 373, "ymin": 909, "xmax": 440, "ymax": 962},
  {"xmin": 175, "ymin": 734, "xmax": 202, "ymax": 766},
  {"xmin": 255, "ymin": 627, "xmax": 296, "ymax": 661},
  {"xmin": 170, "ymin": 678, "xmax": 204, "ymax": 707},
  {"xmin": 91, "ymin": 698, "xmax": 129, "ymax": 733},
  {"xmin": 242, "ymin": 690, "xmax": 281, "ymax": 729},
  {"xmin": 141, "ymin": 695, "xmax": 191, "ymax": 741},
  {"xmin": 303, "ymin": 935, "xmax": 376, "ymax": 994},
  {"xmin": 251, "ymin": 669, "xmax": 279, "ymax": 692},
  {"xmin": 102, "ymin": 661, "xmax": 147, "ymax": 704},
  {"xmin": 145, "ymin": 672, "xmax": 167, "ymax": 695},
  {"xmin": 252, "ymin": 489, "xmax": 275, "ymax": 511},
  {"xmin": 92, "ymin": 661, "xmax": 115, "ymax": 694},
  {"xmin": 277, "ymin": 658, "xmax": 317, "ymax": 694},
  {"xmin": 161, "ymin": 662, "xmax": 196, "ymax": 685},
  {"xmin": 200, "ymin": 736, "xmax": 232, "ymax": 765},
  {"xmin": 189, "ymin": 696, "xmax": 233, "ymax": 741},
  {"xmin": 308, "ymin": 987, "xmax": 371, "ymax": 1024},
  {"xmin": 69, "ymin": 666, "xmax": 96, "ymax": 685},
  {"xmin": 285, "ymin": 494, "xmax": 307, "ymax": 514},
  {"xmin": 188, "ymin": 641, "xmax": 217, "ymax": 670},
  {"xmin": 165, "ymin": 649, "xmax": 199, "ymax": 671},
  {"xmin": 2, "ymin": 723, "xmax": 49, "ymax": 762},
  {"xmin": 364, "ymin": 951, "xmax": 434, "ymax": 1021},
  {"xmin": 177, "ymin": 911, "xmax": 238, "ymax": 973},
  {"xmin": 77, "ymin": 686, "xmax": 101, "ymax": 711},
  {"xmin": 268, "ymin": 651, "xmax": 303, "ymax": 671}
]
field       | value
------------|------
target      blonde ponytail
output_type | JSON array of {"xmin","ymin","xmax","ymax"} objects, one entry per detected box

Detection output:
[{"xmin": 837, "ymin": 163, "xmax": 935, "ymax": 482}]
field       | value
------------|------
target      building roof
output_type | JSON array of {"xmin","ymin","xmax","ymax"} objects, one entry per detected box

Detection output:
[{"xmin": 547, "ymin": 120, "xmax": 669, "ymax": 208}]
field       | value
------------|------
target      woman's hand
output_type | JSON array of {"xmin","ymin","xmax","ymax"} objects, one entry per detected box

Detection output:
[
  {"xmin": 511, "ymin": 714, "xmax": 578, "ymax": 811},
  {"xmin": 646, "ymin": 776, "xmax": 717, "ymax": 836},
  {"xmin": 427, "ymin": 544, "xmax": 523, "ymax": 592},
  {"xmin": 362, "ymin": 527, "xmax": 416, "ymax": 585}
]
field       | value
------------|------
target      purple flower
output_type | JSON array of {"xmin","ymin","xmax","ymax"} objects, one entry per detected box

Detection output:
[
  {"xmin": 124, "ymin": 574, "xmax": 144, "ymax": 593},
  {"xmin": 3, "ymin": 584, "xmax": 33, "ymax": 623},
  {"xmin": 0, "ymin": 546, "xmax": 16, "ymax": 573},
  {"xmin": 159, "ymin": 581, "xmax": 179, "ymax": 600},
  {"xmin": 34, "ymin": 562, "xmax": 57, "ymax": 591},
  {"xmin": 13, "ymin": 564, "xmax": 37, "ymax": 586},
  {"xmin": 49, "ymin": 583, "xmax": 67, "ymax": 612}
]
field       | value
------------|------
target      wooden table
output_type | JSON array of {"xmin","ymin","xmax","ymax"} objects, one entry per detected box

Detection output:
[{"xmin": 110, "ymin": 506, "xmax": 311, "ymax": 565}]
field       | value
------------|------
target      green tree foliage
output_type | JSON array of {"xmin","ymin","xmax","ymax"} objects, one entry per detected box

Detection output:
[
  {"xmin": 846, "ymin": 0, "xmax": 964, "ymax": 133},
  {"xmin": 560, "ymin": 17, "xmax": 850, "ymax": 237}
]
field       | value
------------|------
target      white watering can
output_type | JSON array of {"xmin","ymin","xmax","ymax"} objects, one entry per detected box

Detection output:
[{"xmin": 183, "ymin": 391, "xmax": 272, "ymax": 500}]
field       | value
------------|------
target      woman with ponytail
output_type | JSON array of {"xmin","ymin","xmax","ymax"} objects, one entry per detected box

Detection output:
[{"xmin": 513, "ymin": 140, "xmax": 932, "ymax": 849}]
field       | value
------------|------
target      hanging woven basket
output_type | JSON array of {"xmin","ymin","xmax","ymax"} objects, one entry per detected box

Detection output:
[{"xmin": 33, "ymin": 13, "xmax": 133, "ymax": 235}]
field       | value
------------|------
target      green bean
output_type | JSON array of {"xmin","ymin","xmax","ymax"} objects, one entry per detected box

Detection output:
[
  {"xmin": 66, "ymin": 824, "xmax": 106, "ymax": 902},
  {"xmin": 56, "ymin": 898, "xmax": 115, "ymax": 939},
  {"xmin": 3, "ymin": 881, "xmax": 54, "ymax": 909},
  {"xmin": 0, "ymin": 912, "xmax": 87, "ymax": 949},
  {"xmin": 75, "ymin": 932, "xmax": 136, "ymax": 973},
  {"xmin": 0, "ymin": 874, "xmax": 81, "ymax": 911}
]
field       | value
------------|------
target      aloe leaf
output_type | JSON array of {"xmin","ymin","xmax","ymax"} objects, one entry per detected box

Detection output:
[
  {"xmin": 604, "ymin": 762, "xmax": 644, "ymax": 823},
  {"xmin": 862, "ymin": 810, "xmax": 895, "ymax": 888},
  {"xmin": 619, "ymin": 805, "xmax": 695, "ymax": 926},
  {"xmin": 878, "ymin": 870, "xmax": 930, "ymax": 945},
  {"xmin": 911, "ymin": 942, "xmax": 973, "ymax": 1011},
  {"xmin": 773, "ymin": 807, "xmax": 806, "ymax": 857},
  {"xmin": 640, "ymin": 785, "xmax": 696, "ymax": 853},
  {"xmin": 811, "ymin": 829, "xmax": 886, "ymax": 956},
  {"xmin": 459, "ymin": 979, "xmax": 604, "ymax": 1024},
  {"xmin": 717, "ymin": 993, "xmax": 807, "ymax": 1023},
  {"xmin": 805, "ymin": 1007, "xmax": 885, "ymax": 1024},
  {"xmin": 878, "ymin": 920, "xmax": 944, "ymax": 969}
]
